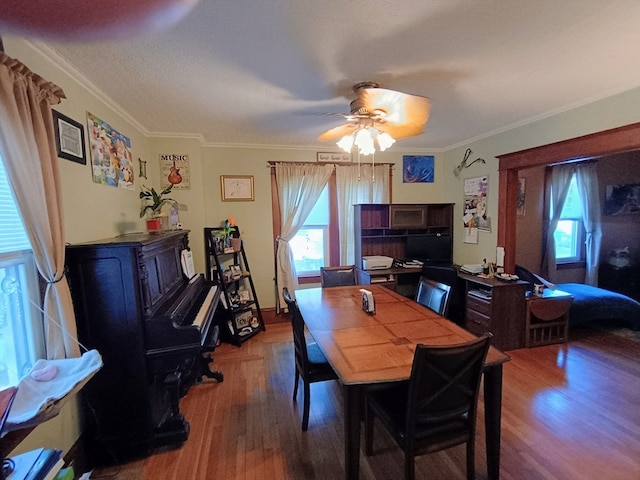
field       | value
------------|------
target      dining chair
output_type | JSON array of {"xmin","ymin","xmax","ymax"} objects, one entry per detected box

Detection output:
[
  {"xmin": 415, "ymin": 277, "xmax": 452, "ymax": 318},
  {"xmin": 364, "ymin": 333, "xmax": 492, "ymax": 480},
  {"xmin": 282, "ymin": 287, "xmax": 338, "ymax": 431},
  {"xmin": 320, "ymin": 265, "xmax": 356, "ymax": 287}
]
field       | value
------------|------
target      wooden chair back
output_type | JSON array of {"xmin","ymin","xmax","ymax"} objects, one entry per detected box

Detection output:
[
  {"xmin": 320, "ymin": 265, "xmax": 356, "ymax": 287},
  {"xmin": 416, "ymin": 277, "xmax": 452, "ymax": 317}
]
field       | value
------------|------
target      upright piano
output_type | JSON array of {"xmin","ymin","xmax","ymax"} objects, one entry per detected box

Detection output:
[{"xmin": 65, "ymin": 231, "xmax": 221, "ymax": 465}]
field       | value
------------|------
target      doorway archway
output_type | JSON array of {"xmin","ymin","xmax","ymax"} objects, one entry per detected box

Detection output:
[{"xmin": 496, "ymin": 122, "xmax": 640, "ymax": 273}]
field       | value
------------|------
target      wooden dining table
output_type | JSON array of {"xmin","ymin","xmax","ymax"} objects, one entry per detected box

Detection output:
[{"xmin": 295, "ymin": 284, "xmax": 511, "ymax": 480}]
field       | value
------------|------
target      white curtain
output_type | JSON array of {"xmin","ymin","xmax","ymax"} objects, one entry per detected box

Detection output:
[
  {"xmin": 275, "ymin": 163, "xmax": 333, "ymax": 307},
  {"xmin": 0, "ymin": 52, "xmax": 80, "ymax": 358},
  {"xmin": 575, "ymin": 163, "xmax": 602, "ymax": 286},
  {"xmin": 336, "ymin": 164, "xmax": 390, "ymax": 265},
  {"xmin": 543, "ymin": 164, "xmax": 573, "ymax": 279}
]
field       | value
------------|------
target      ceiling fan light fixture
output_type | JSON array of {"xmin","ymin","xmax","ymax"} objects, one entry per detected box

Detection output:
[
  {"xmin": 354, "ymin": 128, "xmax": 376, "ymax": 155},
  {"xmin": 376, "ymin": 132, "xmax": 395, "ymax": 151},
  {"xmin": 337, "ymin": 134, "xmax": 355, "ymax": 153}
]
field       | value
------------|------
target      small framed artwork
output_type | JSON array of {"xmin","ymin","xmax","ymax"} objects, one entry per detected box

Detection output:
[
  {"xmin": 604, "ymin": 183, "xmax": 640, "ymax": 215},
  {"xmin": 52, "ymin": 110, "xmax": 86, "ymax": 164},
  {"xmin": 403, "ymin": 155, "xmax": 434, "ymax": 183},
  {"xmin": 317, "ymin": 152, "xmax": 352, "ymax": 163},
  {"xmin": 229, "ymin": 264, "xmax": 242, "ymax": 279},
  {"xmin": 516, "ymin": 178, "xmax": 526, "ymax": 216},
  {"xmin": 221, "ymin": 175, "xmax": 254, "ymax": 201}
]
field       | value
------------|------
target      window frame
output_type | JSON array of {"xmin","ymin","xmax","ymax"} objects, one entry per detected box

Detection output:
[
  {"xmin": 270, "ymin": 162, "xmax": 393, "ymax": 283},
  {"xmin": 553, "ymin": 173, "xmax": 585, "ymax": 266}
]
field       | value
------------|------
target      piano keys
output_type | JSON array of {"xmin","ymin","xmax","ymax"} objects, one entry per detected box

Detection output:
[{"xmin": 65, "ymin": 231, "xmax": 222, "ymax": 465}]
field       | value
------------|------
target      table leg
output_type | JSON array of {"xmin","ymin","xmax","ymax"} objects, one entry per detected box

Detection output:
[
  {"xmin": 483, "ymin": 364, "xmax": 503, "ymax": 480},
  {"xmin": 344, "ymin": 383, "xmax": 362, "ymax": 480}
]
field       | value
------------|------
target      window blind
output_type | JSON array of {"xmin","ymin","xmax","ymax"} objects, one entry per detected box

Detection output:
[{"xmin": 0, "ymin": 156, "xmax": 31, "ymax": 254}]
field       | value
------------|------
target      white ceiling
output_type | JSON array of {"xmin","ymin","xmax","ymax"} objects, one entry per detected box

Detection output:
[{"xmin": 35, "ymin": 0, "xmax": 640, "ymax": 151}]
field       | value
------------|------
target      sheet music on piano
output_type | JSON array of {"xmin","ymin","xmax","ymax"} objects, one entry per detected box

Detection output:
[{"xmin": 181, "ymin": 249, "xmax": 196, "ymax": 279}]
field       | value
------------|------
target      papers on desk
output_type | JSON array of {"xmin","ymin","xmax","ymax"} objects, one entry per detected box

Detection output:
[
  {"xmin": 468, "ymin": 289, "xmax": 492, "ymax": 300},
  {"xmin": 401, "ymin": 259, "xmax": 424, "ymax": 268},
  {"xmin": 461, "ymin": 264, "xmax": 484, "ymax": 274}
]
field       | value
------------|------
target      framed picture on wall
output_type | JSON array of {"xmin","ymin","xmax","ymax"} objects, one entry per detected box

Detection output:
[
  {"xmin": 516, "ymin": 178, "xmax": 526, "ymax": 216},
  {"xmin": 221, "ymin": 175, "xmax": 254, "ymax": 201},
  {"xmin": 402, "ymin": 155, "xmax": 434, "ymax": 183},
  {"xmin": 604, "ymin": 183, "xmax": 640, "ymax": 215},
  {"xmin": 52, "ymin": 110, "xmax": 86, "ymax": 164}
]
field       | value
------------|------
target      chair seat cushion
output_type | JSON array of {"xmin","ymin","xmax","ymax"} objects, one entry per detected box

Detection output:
[
  {"xmin": 306, "ymin": 342, "xmax": 337, "ymax": 379},
  {"xmin": 307, "ymin": 342, "xmax": 328, "ymax": 364}
]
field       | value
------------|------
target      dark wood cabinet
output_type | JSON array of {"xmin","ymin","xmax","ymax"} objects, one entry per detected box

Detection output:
[
  {"xmin": 354, "ymin": 203, "xmax": 454, "ymax": 267},
  {"xmin": 459, "ymin": 272, "xmax": 528, "ymax": 351},
  {"xmin": 354, "ymin": 203, "xmax": 454, "ymax": 297},
  {"xmin": 599, "ymin": 263, "xmax": 640, "ymax": 302}
]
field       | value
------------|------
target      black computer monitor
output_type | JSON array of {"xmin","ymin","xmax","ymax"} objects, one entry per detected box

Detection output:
[{"xmin": 404, "ymin": 234, "xmax": 451, "ymax": 263}]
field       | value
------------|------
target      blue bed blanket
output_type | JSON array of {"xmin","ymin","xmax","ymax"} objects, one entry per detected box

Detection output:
[{"xmin": 555, "ymin": 283, "xmax": 640, "ymax": 330}]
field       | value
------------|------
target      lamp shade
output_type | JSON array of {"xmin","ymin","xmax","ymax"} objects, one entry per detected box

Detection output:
[{"xmin": 0, "ymin": 0, "xmax": 198, "ymax": 41}]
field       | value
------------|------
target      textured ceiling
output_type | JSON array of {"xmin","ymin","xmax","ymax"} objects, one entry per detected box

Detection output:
[{"xmin": 32, "ymin": 0, "xmax": 640, "ymax": 151}]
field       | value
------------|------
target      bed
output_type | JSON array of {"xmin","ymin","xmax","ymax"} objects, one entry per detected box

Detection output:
[{"xmin": 515, "ymin": 265, "xmax": 640, "ymax": 330}]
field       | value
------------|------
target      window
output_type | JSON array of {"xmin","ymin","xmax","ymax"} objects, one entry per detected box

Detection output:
[
  {"xmin": 0, "ymin": 156, "xmax": 43, "ymax": 389},
  {"xmin": 289, "ymin": 185, "xmax": 330, "ymax": 276},
  {"xmin": 553, "ymin": 174, "xmax": 584, "ymax": 263}
]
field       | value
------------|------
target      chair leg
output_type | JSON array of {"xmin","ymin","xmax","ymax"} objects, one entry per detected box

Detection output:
[
  {"xmin": 466, "ymin": 440, "xmax": 475, "ymax": 480},
  {"xmin": 292, "ymin": 370, "xmax": 299, "ymax": 401},
  {"xmin": 404, "ymin": 449, "xmax": 415, "ymax": 480},
  {"xmin": 302, "ymin": 380, "xmax": 311, "ymax": 431}
]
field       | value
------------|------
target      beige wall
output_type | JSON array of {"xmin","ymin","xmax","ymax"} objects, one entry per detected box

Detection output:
[
  {"xmin": 444, "ymin": 87, "xmax": 640, "ymax": 267},
  {"xmin": 4, "ymin": 34, "xmax": 640, "ymax": 457}
]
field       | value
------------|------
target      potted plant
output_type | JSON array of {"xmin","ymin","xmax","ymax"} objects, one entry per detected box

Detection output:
[
  {"xmin": 140, "ymin": 184, "xmax": 175, "ymax": 231},
  {"xmin": 217, "ymin": 218, "xmax": 241, "ymax": 252}
]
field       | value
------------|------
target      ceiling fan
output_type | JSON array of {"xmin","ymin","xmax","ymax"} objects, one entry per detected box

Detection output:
[{"xmin": 318, "ymin": 82, "xmax": 431, "ymax": 155}]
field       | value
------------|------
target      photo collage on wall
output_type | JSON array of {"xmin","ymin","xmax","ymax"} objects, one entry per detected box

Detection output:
[
  {"xmin": 463, "ymin": 176, "xmax": 490, "ymax": 244},
  {"xmin": 87, "ymin": 112, "xmax": 134, "ymax": 190}
]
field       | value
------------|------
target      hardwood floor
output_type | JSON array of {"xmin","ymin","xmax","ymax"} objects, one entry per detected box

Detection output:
[{"xmin": 91, "ymin": 323, "xmax": 640, "ymax": 480}]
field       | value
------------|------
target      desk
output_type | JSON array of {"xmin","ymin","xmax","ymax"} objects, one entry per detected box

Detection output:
[
  {"xmin": 295, "ymin": 285, "xmax": 510, "ymax": 480},
  {"xmin": 355, "ymin": 266, "xmax": 423, "ymax": 297}
]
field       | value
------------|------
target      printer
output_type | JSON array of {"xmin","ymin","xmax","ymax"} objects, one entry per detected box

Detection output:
[{"xmin": 362, "ymin": 255, "xmax": 394, "ymax": 270}]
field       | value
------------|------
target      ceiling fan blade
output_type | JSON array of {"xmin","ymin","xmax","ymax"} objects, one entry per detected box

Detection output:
[
  {"xmin": 359, "ymin": 87, "xmax": 431, "ymax": 128},
  {"xmin": 375, "ymin": 121, "xmax": 426, "ymax": 139},
  {"xmin": 318, "ymin": 123, "xmax": 358, "ymax": 141}
]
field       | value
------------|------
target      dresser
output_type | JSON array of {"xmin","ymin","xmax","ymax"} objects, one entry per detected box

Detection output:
[
  {"xmin": 599, "ymin": 263, "xmax": 640, "ymax": 302},
  {"xmin": 459, "ymin": 271, "xmax": 528, "ymax": 351}
]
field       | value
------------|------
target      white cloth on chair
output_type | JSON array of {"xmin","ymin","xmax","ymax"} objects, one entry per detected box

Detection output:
[{"xmin": 4, "ymin": 349, "xmax": 102, "ymax": 432}]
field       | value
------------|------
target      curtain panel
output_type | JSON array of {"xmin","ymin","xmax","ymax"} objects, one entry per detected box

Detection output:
[
  {"xmin": 335, "ymin": 164, "xmax": 390, "ymax": 265},
  {"xmin": 0, "ymin": 52, "xmax": 80, "ymax": 358},
  {"xmin": 575, "ymin": 163, "xmax": 602, "ymax": 286},
  {"xmin": 274, "ymin": 163, "xmax": 333, "ymax": 309}
]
